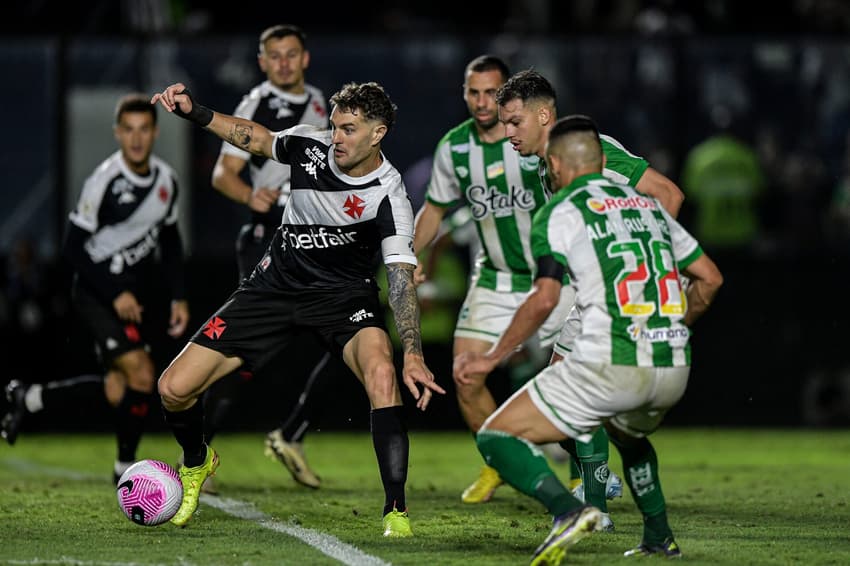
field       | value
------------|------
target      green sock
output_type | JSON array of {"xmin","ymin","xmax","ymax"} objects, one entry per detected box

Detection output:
[
  {"xmin": 477, "ymin": 430, "xmax": 584, "ymax": 517},
  {"xmin": 613, "ymin": 435, "xmax": 673, "ymax": 544},
  {"xmin": 576, "ymin": 428, "xmax": 611, "ymax": 512}
]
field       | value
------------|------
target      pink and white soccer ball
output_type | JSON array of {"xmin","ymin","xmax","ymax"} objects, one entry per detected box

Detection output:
[{"xmin": 116, "ymin": 459, "xmax": 183, "ymax": 526}]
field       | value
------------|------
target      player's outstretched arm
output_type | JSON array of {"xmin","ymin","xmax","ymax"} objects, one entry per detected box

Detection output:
[
  {"xmin": 151, "ymin": 83, "xmax": 275, "ymax": 158},
  {"xmin": 386, "ymin": 261, "xmax": 445, "ymax": 410},
  {"xmin": 454, "ymin": 277, "xmax": 562, "ymax": 382}
]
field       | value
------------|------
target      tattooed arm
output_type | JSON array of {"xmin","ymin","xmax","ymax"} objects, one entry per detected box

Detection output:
[
  {"xmin": 386, "ymin": 262, "xmax": 445, "ymax": 410},
  {"xmin": 386, "ymin": 262, "xmax": 423, "ymax": 356},
  {"xmin": 151, "ymin": 83, "xmax": 275, "ymax": 158}
]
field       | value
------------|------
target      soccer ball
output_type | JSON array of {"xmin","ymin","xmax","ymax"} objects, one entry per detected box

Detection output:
[{"xmin": 116, "ymin": 459, "xmax": 183, "ymax": 526}]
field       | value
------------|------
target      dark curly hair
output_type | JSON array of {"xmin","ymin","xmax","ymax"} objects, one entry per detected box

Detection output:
[
  {"xmin": 330, "ymin": 82, "xmax": 397, "ymax": 130},
  {"xmin": 495, "ymin": 69, "xmax": 556, "ymax": 107}
]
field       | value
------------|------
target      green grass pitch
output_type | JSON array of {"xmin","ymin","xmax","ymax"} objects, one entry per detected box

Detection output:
[{"xmin": 1, "ymin": 429, "xmax": 848, "ymax": 565}]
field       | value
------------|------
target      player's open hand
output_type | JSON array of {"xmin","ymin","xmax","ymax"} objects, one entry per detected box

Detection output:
[
  {"xmin": 453, "ymin": 351, "xmax": 498, "ymax": 385},
  {"xmin": 113, "ymin": 291, "xmax": 143, "ymax": 324},
  {"xmin": 168, "ymin": 299, "xmax": 190, "ymax": 338},
  {"xmin": 151, "ymin": 83, "xmax": 193, "ymax": 114},
  {"xmin": 402, "ymin": 353, "xmax": 445, "ymax": 411}
]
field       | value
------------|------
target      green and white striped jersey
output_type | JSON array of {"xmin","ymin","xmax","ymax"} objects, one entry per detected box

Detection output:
[
  {"xmin": 538, "ymin": 134, "xmax": 649, "ymax": 193},
  {"xmin": 427, "ymin": 119, "xmax": 648, "ymax": 292},
  {"xmin": 531, "ymin": 173, "xmax": 703, "ymax": 367}
]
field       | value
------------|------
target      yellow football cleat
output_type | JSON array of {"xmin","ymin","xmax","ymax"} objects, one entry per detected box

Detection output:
[
  {"xmin": 382, "ymin": 508, "xmax": 413, "ymax": 537},
  {"xmin": 461, "ymin": 465, "xmax": 504, "ymax": 504},
  {"xmin": 170, "ymin": 445, "xmax": 219, "ymax": 527}
]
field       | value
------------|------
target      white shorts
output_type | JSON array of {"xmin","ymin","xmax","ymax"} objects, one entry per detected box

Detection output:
[
  {"xmin": 454, "ymin": 284, "xmax": 576, "ymax": 348},
  {"xmin": 526, "ymin": 359, "xmax": 690, "ymax": 442}
]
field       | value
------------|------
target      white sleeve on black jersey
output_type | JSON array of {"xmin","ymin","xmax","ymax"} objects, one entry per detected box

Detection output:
[
  {"xmin": 68, "ymin": 171, "xmax": 107, "ymax": 233},
  {"xmin": 378, "ymin": 173, "xmax": 417, "ymax": 267}
]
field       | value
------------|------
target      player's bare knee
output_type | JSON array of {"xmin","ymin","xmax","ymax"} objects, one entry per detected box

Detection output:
[
  {"xmin": 157, "ymin": 368, "xmax": 194, "ymax": 409},
  {"xmin": 118, "ymin": 351, "xmax": 156, "ymax": 393}
]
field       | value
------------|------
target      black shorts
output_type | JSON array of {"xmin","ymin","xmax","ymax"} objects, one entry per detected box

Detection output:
[
  {"xmin": 71, "ymin": 282, "xmax": 150, "ymax": 367},
  {"xmin": 190, "ymin": 276, "xmax": 386, "ymax": 372},
  {"xmin": 235, "ymin": 222, "xmax": 275, "ymax": 281}
]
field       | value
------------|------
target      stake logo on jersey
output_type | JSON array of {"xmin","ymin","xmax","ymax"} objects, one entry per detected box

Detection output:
[
  {"xmin": 267, "ymin": 125, "xmax": 416, "ymax": 291},
  {"xmin": 466, "ymin": 184, "xmax": 536, "ymax": 220}
]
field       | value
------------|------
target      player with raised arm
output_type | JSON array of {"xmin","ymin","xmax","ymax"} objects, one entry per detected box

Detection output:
[
  {"xmin": 151, "ymin": 81, "xmax": 444, "ymax": 535},
  {"xmin": 204, "ymin": 24, "xmax": 330, "ymax": 492},
  {"xmin": 456, "ymin": 115, "xmax": 722, "ymax": 564}
]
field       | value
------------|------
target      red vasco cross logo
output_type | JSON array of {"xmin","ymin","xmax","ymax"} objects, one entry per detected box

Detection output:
[
  {"xmin": 343, "ymin": 194, "xmax": 365, "ymax": 219},
  {"xmin": 203, "ymin": 316, "xmax": 227, "ymax": 339}
]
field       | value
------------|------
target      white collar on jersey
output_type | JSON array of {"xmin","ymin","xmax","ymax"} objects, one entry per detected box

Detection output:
[
  {"xmin": 327, "ymin": 148, "xmax": 393, "ymax": 185},
  {"xmin": 264, "ymin": 80, "xmax": 311, "ymax": 104},
  {"xmin": 116, "ymin": 150, "xmax": 156, "ymax": 186}
]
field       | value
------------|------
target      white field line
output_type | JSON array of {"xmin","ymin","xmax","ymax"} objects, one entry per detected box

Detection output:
[
  {"xmin": 1, "ymin": 457, "xmax": 391, "ymax": 566},
  {"xmin": 201, "ymin": 495, "xmax": 391, "ymax": 566}
]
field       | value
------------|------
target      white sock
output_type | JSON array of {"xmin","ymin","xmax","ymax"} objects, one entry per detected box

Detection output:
[{"xmin": 24, "ymin": 384, "xmax": 43, "ymax": 413}]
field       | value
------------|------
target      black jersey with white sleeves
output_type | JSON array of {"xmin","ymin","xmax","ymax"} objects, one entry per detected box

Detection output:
[
  {"xmin": 65, "ymin": 151, "xmax": 183, "ymax": 303},
  {"xmin": 220, "ymin": 81, "xmax": 328, "ymax": 228},
  {"xmin": 261, "ymin": 125, "xmax": 416, "ymax": 291}
]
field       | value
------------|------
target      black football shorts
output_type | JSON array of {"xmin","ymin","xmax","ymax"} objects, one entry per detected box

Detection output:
[
  {"xmin": 190, "ymin": 279, "xmax": 386, "ymax": 372},
  {"xmin": 71, "ymin": 282, "xmax": 150, "ymax": 366}
]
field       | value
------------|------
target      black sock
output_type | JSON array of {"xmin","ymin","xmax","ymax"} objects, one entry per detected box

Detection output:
[
  {"xmin": 116, "ymin": 388, "xmax": 152, "ymax": 462},
  {"xmin": 41, "ymin": 374, "xmax": 105, "ymax": 412},
  {"xmin": 281, "ymin": 352, "xmax": 330, "ymax": 442},
  {"xmin": 202, "ymin": 372, "xmax": 245, "ymax": 443},
  {"xmin": 558, "ymin": 437, "xmax": 579, "ymax": 460},
  {"xmin": 371, "ymin": 406, "xmax": 408, "ymax": 516},
  {"xmin": 163, "ymin": 400, "xmax": 206, "ymax": 467}
]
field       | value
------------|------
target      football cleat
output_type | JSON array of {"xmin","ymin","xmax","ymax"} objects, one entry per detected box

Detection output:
[
  {"xmin": 382, "ymin": 508, "xmax": 413, "ymax": 537},
  {"xmin": 170, "ymin": 445, "xmax": 219, "ymax": 527},
  {"xmin": 176, "ymin": 452, "xmax": 218, "ymax": 494},
  {"xmin": 571, "ymin": 470, "xmax": 624, "ymax": 502},
  {"xmin": 461, "ymin": 465, "xmax": 504, "ymax": 504},
  {"xmin": 530, "ymin": 505, "xmax": 601, "ymax": 566},
  {"xmin": 597, "ymin": 512, "xmax": 615, "ymax": 533},
  {"xmin": 264, "ymin": 429, "xmax": 321, "ymax": 489},
  {"xmin": 624, "ymin": 537, "xmax": 682, "ymax": 559},
  {"xmin": 1, "ymin": 380, "xmax": 28, "ymax": 446}
]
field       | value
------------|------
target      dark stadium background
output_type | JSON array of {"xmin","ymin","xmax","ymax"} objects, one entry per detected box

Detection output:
[{"xmin": 2, "ymin": 0, "xmax": 850, "ymax": 435}]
